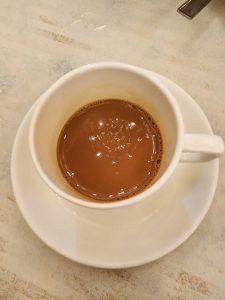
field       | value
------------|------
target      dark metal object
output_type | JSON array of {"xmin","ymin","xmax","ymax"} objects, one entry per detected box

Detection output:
[{"xmin": 177, "ymin": 0, "xmax": 212, "ymax": 19}]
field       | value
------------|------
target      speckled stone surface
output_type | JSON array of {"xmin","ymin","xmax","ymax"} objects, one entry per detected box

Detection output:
[{"xmin": 0, "ymin": 0, "xmax": 225, "ymax": 299}]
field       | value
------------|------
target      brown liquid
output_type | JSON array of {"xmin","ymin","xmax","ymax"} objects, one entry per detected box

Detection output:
[{"xmin": 57, "ymin": 99, "xmax": 163, "ymax": 202}]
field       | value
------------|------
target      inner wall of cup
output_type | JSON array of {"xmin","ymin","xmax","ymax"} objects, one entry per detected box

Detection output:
[{"xmin": 33, "ymin": 67, "xmax": 178, "ymax": 200}]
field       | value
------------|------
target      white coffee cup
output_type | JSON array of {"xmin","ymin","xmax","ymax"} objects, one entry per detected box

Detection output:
[{"xmin": 29, "ymin": 62, "xmax": 224, "ymax": 209}]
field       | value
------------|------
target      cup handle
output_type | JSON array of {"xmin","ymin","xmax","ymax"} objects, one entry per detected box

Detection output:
[{"xmin": 180, "ymin": 134, "xmax": 224, "ymax": 162}]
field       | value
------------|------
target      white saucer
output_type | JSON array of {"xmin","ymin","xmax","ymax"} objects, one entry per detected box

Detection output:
[{"xmin": 11, "ymin": 71, "xmax": 219, "ymax": 269}]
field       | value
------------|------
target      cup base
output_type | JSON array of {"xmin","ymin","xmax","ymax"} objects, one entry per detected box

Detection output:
[{"xmin": 11, "ymin": 70, "xmax": 219, "ymax": 268}]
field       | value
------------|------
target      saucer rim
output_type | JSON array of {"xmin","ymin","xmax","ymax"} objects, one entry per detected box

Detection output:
[{"xmin": 11, "ymin": 71, "xmax": 219, "ymax": 268}]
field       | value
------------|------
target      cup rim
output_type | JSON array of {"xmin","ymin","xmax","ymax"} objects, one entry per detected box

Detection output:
[{"xmin": 29, "ymin": 62, "xmax": 184, "ymax": 209}]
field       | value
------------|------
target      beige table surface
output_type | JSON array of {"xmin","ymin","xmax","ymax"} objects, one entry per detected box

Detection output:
[{"xmin": 0, "ymin": 0, "xmax": 225, "ymax": 299}]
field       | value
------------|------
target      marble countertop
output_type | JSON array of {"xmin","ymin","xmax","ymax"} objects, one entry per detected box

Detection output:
[{"xmin": 0, "ymin": 0, "xmax": 225, "ymax": 299}]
